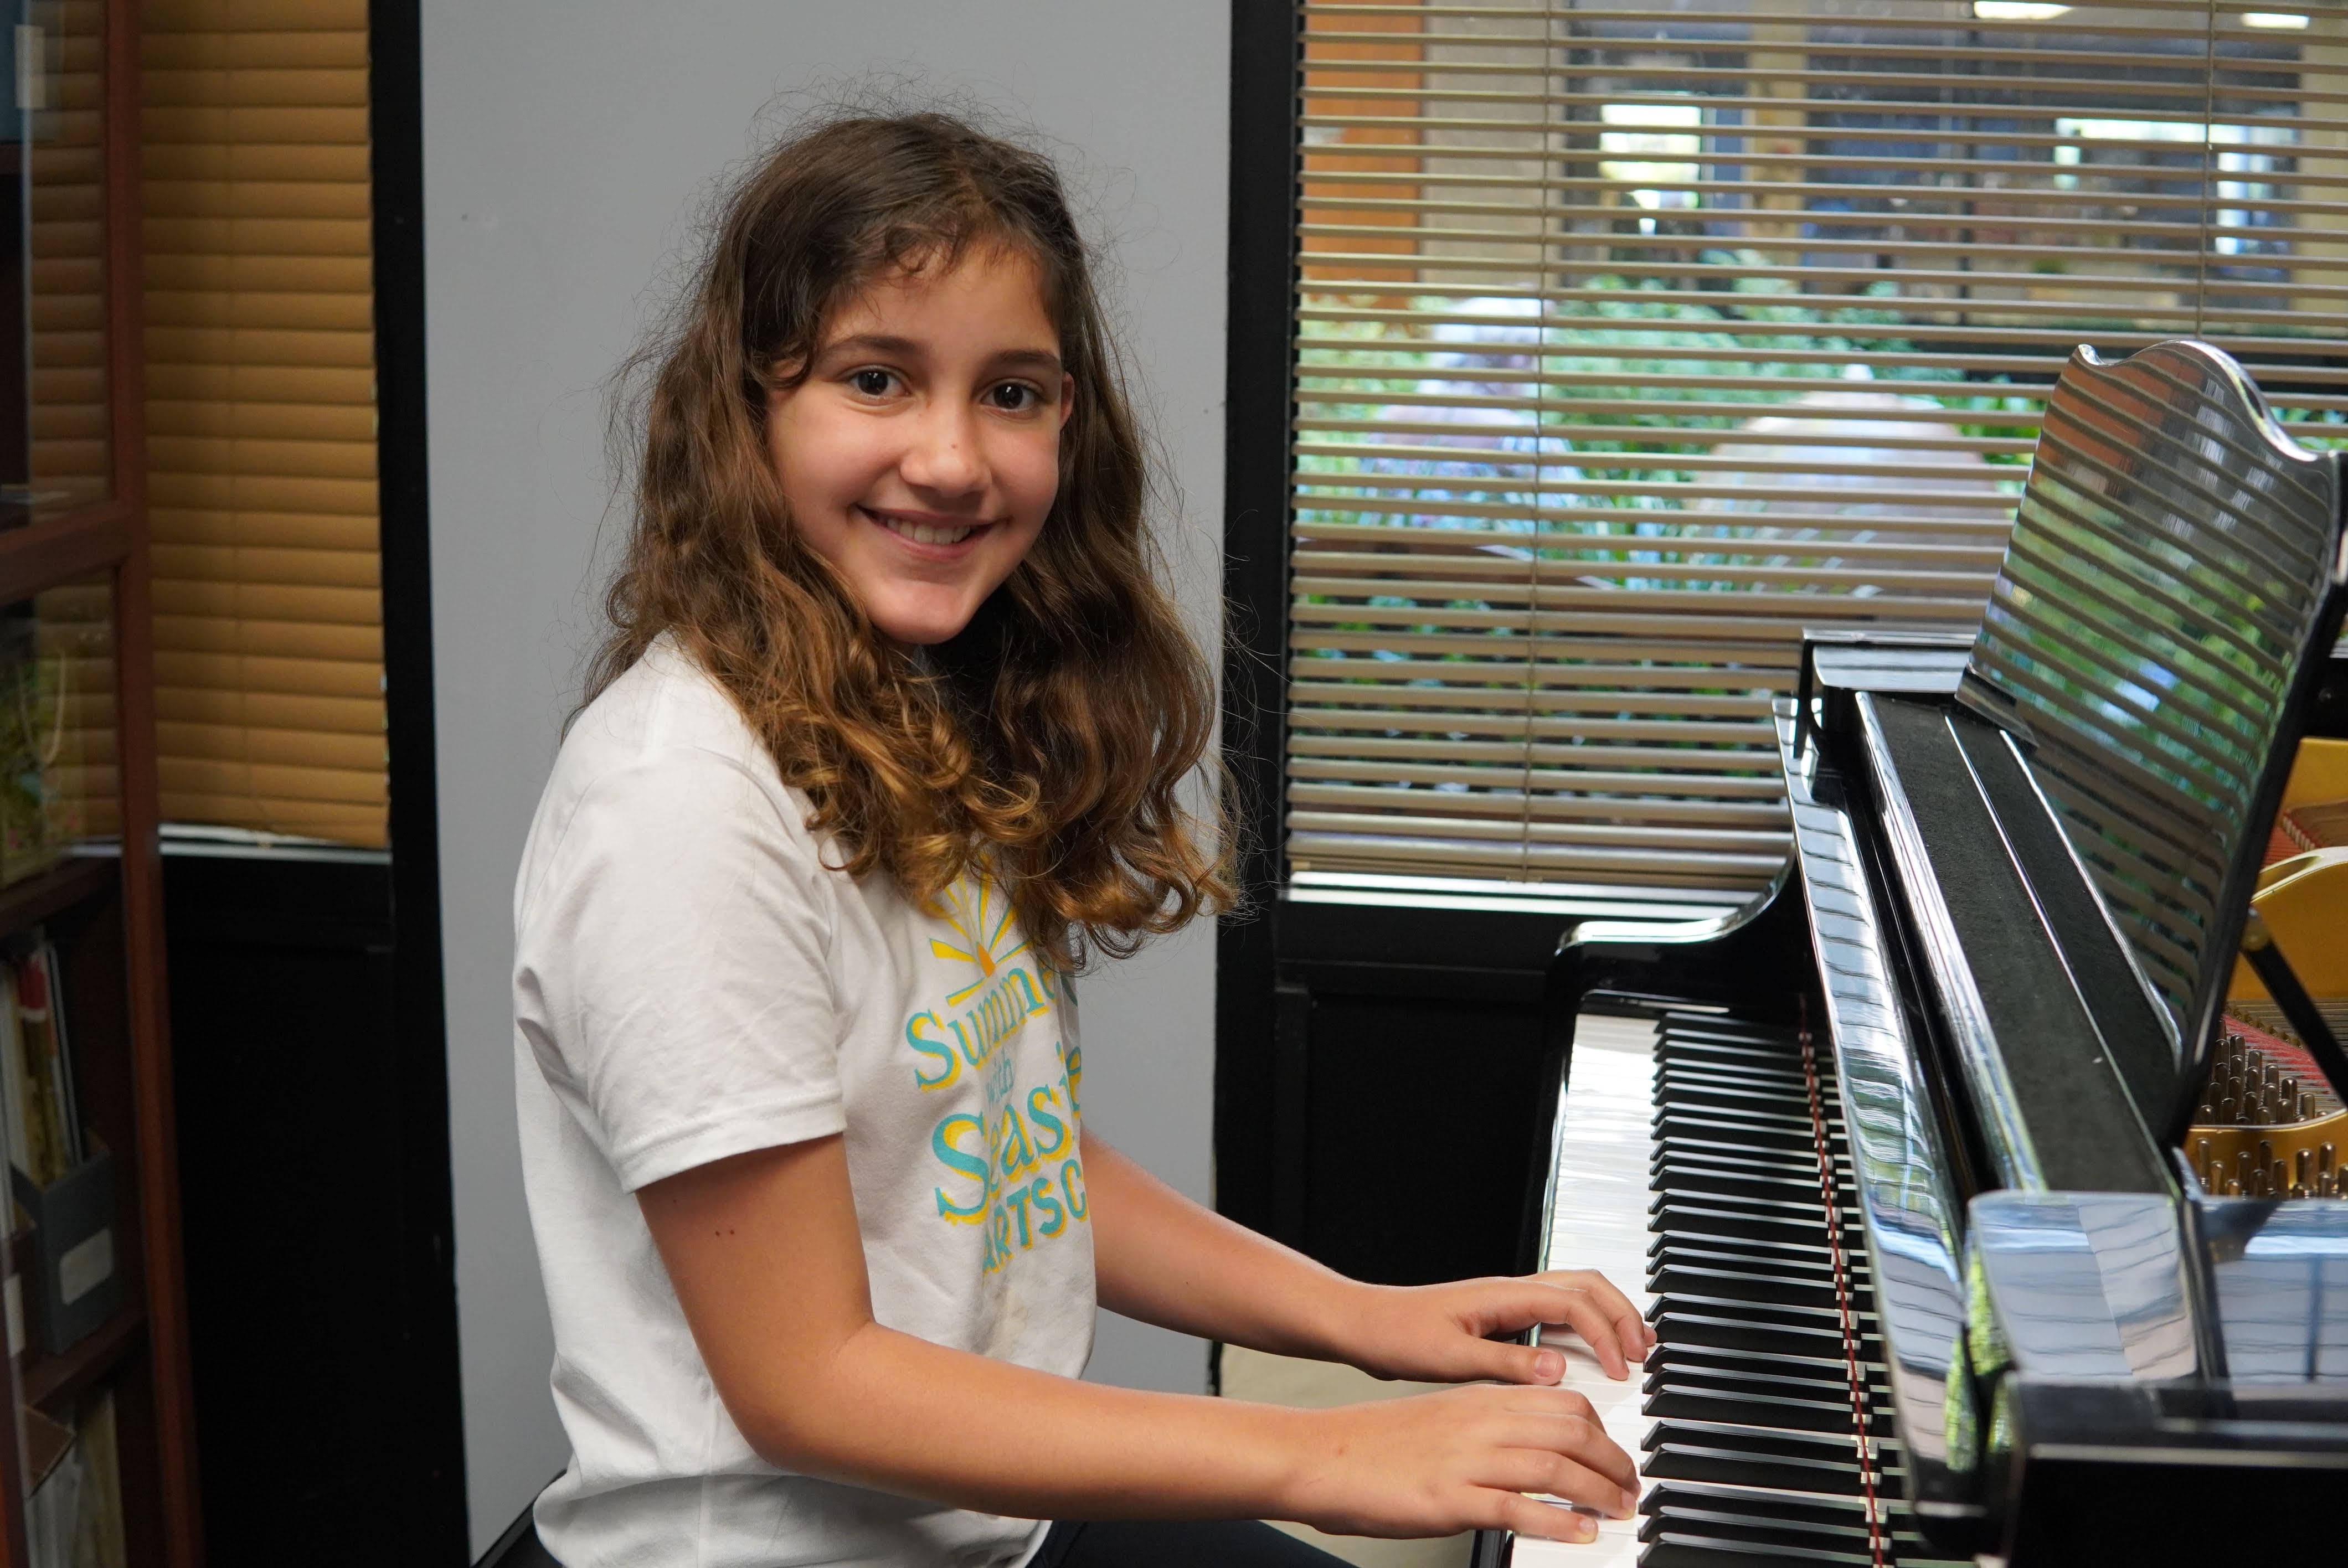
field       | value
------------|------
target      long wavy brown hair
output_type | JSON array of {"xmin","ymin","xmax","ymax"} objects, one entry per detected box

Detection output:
[{"xmin": 589, "ymin": 111, "xmax": 1229, "ymax": 971}]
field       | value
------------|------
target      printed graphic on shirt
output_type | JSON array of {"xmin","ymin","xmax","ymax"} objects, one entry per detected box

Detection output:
[{"xmin": 904, "ymin": 871, "xmax": 1087, "ymax": 1272}]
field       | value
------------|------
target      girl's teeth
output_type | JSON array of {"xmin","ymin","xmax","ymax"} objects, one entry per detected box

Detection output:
[{"xmin": 880, "ymin": 515, "xmax": 972, "ymax": 546}]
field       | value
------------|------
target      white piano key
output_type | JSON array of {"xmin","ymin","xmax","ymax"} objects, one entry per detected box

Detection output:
[{"xmin": 1510, "ymin": 1015, "xmax": 1657, "ymax": 1567}]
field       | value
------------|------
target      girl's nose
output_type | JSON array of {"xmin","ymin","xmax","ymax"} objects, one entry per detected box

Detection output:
[{"xmin": 900, "ymin": 403, "xmax": 986, "ymax": 497}]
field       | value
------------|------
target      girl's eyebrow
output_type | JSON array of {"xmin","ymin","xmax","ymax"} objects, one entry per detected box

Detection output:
[
  {"xmin": 817, "ymin": 334, "xmax": 1062, "ymax": 376},
  {"xmin": 991, "ymin": 348, "xmax": 1065, "ymax": 375},
  {"xmin": 820, "ymin": 332, "xmax": 919, "ymax": 360}
]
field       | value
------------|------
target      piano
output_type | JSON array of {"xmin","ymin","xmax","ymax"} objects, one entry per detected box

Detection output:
[{"xmin": 1478, "ymin": 339, "xmax": 2348, "ymax": 1566}]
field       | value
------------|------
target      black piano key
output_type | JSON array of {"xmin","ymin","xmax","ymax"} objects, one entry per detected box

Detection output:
[
  {"xmin": 1655, "ymin": 1074, "xmax": 1811, "ymax": 1107},
  {"xmin": 1650, "ymin": 1305, "xmax": 1875, "ymax": 1360},
  {"xmin": 1649, "ymin": 1229, "xmax": 1847, "ymax": 1268},
  {"xmin": 1637, "ymin": 1531, "xmax": 1882, "ymax": 1566},
  {"xmin": 1659, "ymin": 1021, "xmax": 1801, "ymax": 1053},
  {"xmin": 1654, "ymin": 1062, "xmax": 1814, "ymax": 1093},
  {"xmin": 1654, "ymin": 1147, "xmax": 1825, "ymax": 1185},
  {"xmin": 1646, "ymin": 1340, "xmax": 1886, "ymax": 1385},
  {"xmin": 1639, "ymin": 1420, "xmax": 1885, "ymax": 1498},
  {"xmin": 1651, "ymin": 1200, "xmax": 1832, "ymax": 1244},
  {"xmin": 1656, "ymin": 1130, "xmax": 1827, "ymax": 1166},
  {"xmin": 1655, "ymin": 1113, "xmax": 1817, "ymax": 1154},
  {"xmin": 1656, "ymin": 1071, "xmax": 1809, "ymax": 1102},
  {"xmin": 1656, "ymin": 1052, "xmax": 1815, "ymax": 1082},
  {"xmin": 1650, "ymin": 1169, "xmax": 1825, "ymax": 1206},
  {"xmin": 1649, "ymin": 1262, "xmax": 1840, "ymax": 1308},
  {"xmin": 1643, "ymin": 1359, "xmax": 1881, "ymax": 1407},
  {"xmin": 1640, "ymin": 1480, "xmax": 1884, "ymax": 1531},
  {"xmin": 1648, "ymin": 1190, "xmax": 1858, "ymax": 1231},
  {"xmin": 1657, "ymin": 1049, "xmax": 1807, "ymax": 1078},
  {"xmin": 1649, "ymin": 1309, "xmax": 1852, "ymax": 1359},
  {"xmin": 1642, "ymin": 1382, "xmax": 1882, "ymax": 1434},
  {"xmin": 1638, "ymin": 1518, "xmax": 1948, "ymax": 1568},
  {"xmin": 1636, "ymin": 1497, "xmax": 1898, "ymax": 1553},
  {"xmin": 1655, "ymin": 1035, "xmax": 1798, "ymax": 1065},
  {"xmin": 1654, "ymin": 1103, "xmax": 1826, "ymax": 1141},
  {"xmin": 1649, "ymin": 1239, "xmax": 1870, "ymax": 1288}
]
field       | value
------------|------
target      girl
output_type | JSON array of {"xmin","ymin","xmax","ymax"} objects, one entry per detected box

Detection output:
[{"xmin": 512, "ymin": 111, "xmax": 1649, "ymax": 1568}]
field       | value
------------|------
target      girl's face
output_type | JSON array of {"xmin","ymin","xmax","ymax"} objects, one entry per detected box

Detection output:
[{"xmin": 767, "ymin": 247, "xmax": 1073, "ymax": 647}]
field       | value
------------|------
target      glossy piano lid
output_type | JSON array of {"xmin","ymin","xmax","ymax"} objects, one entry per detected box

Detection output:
[
  {"xmin": 2198, "ymin": 1196, "xmax": 2348, "ymax": 1384},
  {"xmin": 1961, "ymin": 339, "xmax": 2348, "ymax": 1137}
]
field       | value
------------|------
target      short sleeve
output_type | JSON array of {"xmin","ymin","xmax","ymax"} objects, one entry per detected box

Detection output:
[{"xmin": 516, "ymin": 746, "xmax": 847, "ymax": 1191}]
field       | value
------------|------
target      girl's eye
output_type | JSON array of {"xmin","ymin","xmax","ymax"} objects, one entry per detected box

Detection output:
[
  {"xmin": 987, "ymin": 382, "xmax": 1039, "ymax": 412},
  {"xmin": 850, "ymin": 368, "xmax": 897, "ymax": 397}
]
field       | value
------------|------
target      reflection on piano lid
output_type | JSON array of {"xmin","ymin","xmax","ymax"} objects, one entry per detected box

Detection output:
[
  {"xmin": 1500, "ymin": 339, "xmax": 2348, "ymax": 1566},
  {"xmin": 1958, "ymin": 340, "xmax": 2347, "ymax": 1137}
]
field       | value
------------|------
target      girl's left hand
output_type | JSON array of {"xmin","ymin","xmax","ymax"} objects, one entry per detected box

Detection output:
[{"xmin": 1334, "ymin": 1270, "xmax": 1656, "ymax": 1386}]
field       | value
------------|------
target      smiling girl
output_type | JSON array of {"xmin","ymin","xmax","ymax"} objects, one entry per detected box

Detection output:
[{"xmin": 512, "ymin": 112, "xmax": 1647, "ymax": 1568}]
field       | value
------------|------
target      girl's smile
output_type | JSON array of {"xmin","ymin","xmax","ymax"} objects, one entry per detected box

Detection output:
[
  {"xmin": 767, "ymin": 249, "xmax": 1072, "ymax": 646},
  {"xmin": 858, "ymin": 506, "xmax": 986, "ymax": 550}
]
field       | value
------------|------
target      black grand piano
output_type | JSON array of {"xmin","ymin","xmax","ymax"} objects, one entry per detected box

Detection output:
[{"xmin": 1485, "ymin": 339, "xmax": 2348, "ymax": 1566}]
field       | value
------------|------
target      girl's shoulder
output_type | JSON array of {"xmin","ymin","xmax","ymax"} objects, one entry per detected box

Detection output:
[
  {"xmin": 522, "ymin": 637, "xmax": 815, "ymax": 895},
  {"xmin": 562, "ymin": 633, "xmax": 766, "ymax": 782}
]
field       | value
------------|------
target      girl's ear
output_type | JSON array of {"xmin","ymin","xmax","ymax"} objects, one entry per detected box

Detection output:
[{"xmin": 1058, "ymin": 373, "xmax": 1076, "ymax": 431}]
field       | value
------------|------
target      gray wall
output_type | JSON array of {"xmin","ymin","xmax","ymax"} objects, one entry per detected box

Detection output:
[{"xmin": 419, "ymin": 3, "xmax": 1230, "ymax": 1550}]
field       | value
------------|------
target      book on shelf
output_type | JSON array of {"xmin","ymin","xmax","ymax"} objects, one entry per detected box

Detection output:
[
  {"xmin": 7, "ymin": 935, "xmax": 78, "ymax": 1190},
  {"xmin": 0, "ymin": 928, "xmax": 116, "ymax": 1359},
  {"xmin": 0, "ymin": 604, "xmax": 69, "ymax": 888},
  {"xmin": 24, "ymin": 1390, "xmax": 126, "ymax": 1568}
]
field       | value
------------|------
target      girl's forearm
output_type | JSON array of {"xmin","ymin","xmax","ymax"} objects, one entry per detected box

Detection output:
[
  {"xmin": 645, "ymin": 1137, "xmax": 1639, "ymax": 1540},
  {"xmin": 739, "ymin": 1317, "xmax": 1316, "ymax": 1519},
  {"xmin": 1082, "ymin": 1137, "xmax": 1369, "ymax": 1361}
]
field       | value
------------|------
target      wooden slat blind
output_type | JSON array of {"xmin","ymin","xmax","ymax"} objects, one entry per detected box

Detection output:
[
  {"xmin": 140, "ymin": 0, "xmax": 384, "ymax": 847},
  {"xmin": 1290, "ymin": 0, "xmax": 2348, "ymax": 892}
]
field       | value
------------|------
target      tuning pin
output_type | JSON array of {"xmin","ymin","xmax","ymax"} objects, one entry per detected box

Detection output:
[
  {"xmin": 2274, "ymin": 1159, "xmax": 2289, "ymax": 1195},
  {"xmin": 2298, "ymin": 1148, "xmax": 2314, "ymax": 1189},
  {"xmin": 2293, "ymin": 1184, "xmax": 2307, "ymax": 1199},
  {"xmin": 2324, "ymin": 1144, "xmax": 2338, "ymax": 1177},
  {"xmin": 2221, "ymin": 1096, "xmax": 2239, "ymax": 1123},
  {"xmin": 2228, "ymin": 1178, "xmax": 2244, "ymax": 1196}
]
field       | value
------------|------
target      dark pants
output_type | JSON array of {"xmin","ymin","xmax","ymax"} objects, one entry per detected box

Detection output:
[{"xmin": 1032, "ymin": 1519, "xmax": 1351, "ymax": 1567}]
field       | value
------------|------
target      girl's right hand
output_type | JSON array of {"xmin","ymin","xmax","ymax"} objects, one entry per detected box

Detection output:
[{"xmin": 1276, "ymin": 1383, "xmax": 1639, "ymax": 1544}]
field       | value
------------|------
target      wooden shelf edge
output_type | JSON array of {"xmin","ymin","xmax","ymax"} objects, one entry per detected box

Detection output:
[
  {"xmin": 0, "ymin": 503, "xmax": 134, "ymax": 605},
  {"xmin": 0, "ymin": 854, "xmax": 116, "ymax": 942},
  {"xmin": 19, "ymin": 1302, "xmax": 143, "ymax": 1415}
]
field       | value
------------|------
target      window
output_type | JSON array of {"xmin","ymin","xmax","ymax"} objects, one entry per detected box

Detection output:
[
  {"xmin": 1284, "ymin": 0, "xmax": 2348, "ymax": 896},
  {"xmin": 143, "ymin": 0, "xmax": 388, "ymax": 847}
]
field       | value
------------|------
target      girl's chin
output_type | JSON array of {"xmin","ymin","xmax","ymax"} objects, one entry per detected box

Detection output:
[{"xmin": 868, "ymin": 600, "xmax": 979, "ymax": 647}]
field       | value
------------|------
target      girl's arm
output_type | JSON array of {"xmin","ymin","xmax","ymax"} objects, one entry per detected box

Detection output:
[
  {"xmin": 640, "ymin": 1133, "xmax": 1637, "ymax": 1544},
  {"xmin": 1083, "ymin": 1135, "xmax": 1654, "ymax": 1385}
]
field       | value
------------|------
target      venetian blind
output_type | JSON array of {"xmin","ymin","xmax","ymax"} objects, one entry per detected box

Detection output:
[
  {"xmin": 140, "ymin": 0, "xmax": 385, "ymax": 847},
  {"xmin": 1289, "ymin": 0, "xmax": 2348, "ymax": 892}
]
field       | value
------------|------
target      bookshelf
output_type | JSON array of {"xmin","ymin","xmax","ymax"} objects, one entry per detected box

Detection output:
[{"xmin": 0, "ymin": 2, "xmax": 200, "ymax": 1566}]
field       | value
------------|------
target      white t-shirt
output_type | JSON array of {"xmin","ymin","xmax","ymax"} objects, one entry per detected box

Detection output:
[{"xmin": 513, "ymin": 637, "xmax": 1095, "ymax": 1568}]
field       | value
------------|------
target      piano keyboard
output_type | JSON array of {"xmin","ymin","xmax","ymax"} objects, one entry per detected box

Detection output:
[{"xmin": 1507, "ymin": 1012, "xmax": 1967, "ymax": 1568}]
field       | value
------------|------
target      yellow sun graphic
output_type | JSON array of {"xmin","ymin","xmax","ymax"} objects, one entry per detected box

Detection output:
[{"xmin": 928, "ymin": 873, "xmax": 1033, "ymax": 1006}]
